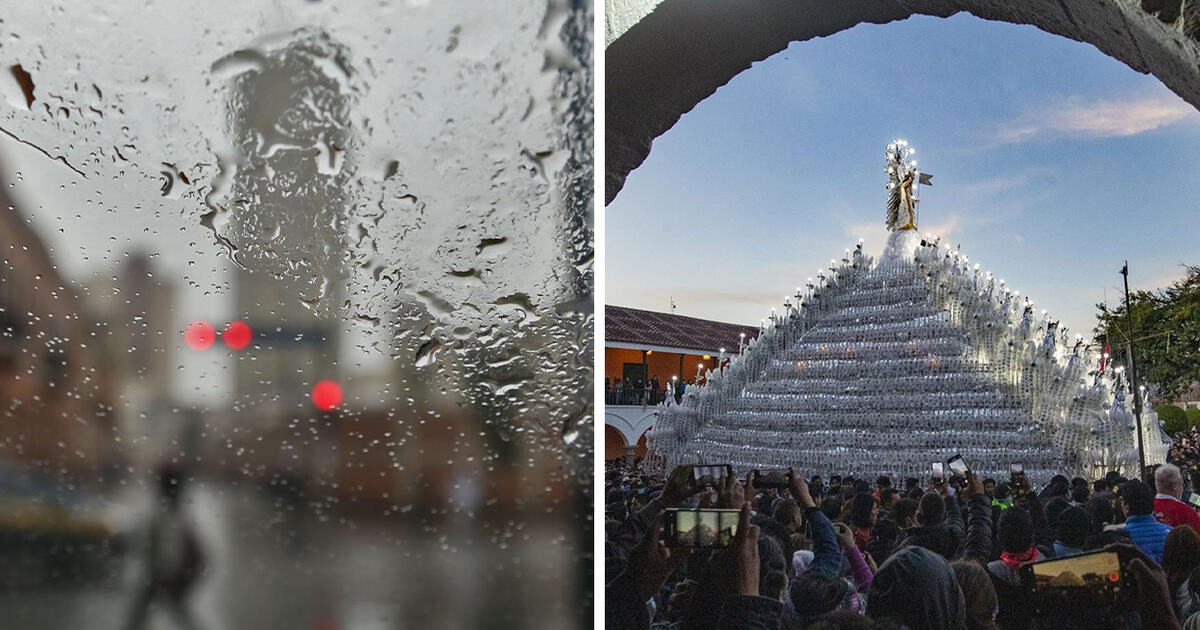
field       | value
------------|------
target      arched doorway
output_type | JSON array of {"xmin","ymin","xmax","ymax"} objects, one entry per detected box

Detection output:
[
  {"xmin": 607, "ymin": 0, "xmax": 1200, "ymax": 202},
  {"xmin": 605, "ymin": 424, "xmax": 628, "ymax": 461},
  {"xmin": 635, "ymin": 430, "xmax": 649, "ymax": 460}
]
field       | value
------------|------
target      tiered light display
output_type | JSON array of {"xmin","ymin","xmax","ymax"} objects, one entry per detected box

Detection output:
[{"xmin": 645, "ymin": 144, "xmax": 1169, "ymax": 484}]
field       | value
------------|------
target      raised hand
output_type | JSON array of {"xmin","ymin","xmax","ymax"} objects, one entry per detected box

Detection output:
[
  {"xmin": 720, "ymin": 471, "xmax": 746, "ymax": 509},
  {"xmin": 626, "ymin": 517, "xmax": 691, "ymax": 602},
  {"xmin": 789, "ymin": 469, "xmax": 815, "ymax": 509},
  {"xmin": 715, "ymin": 503, "xmax": 761, "ymax": 596},
  {"xmin": 662, "ymin": 464, "xmax": 698, "ymax": 506},
  {"xmin": 833, "ymin": 522, "xmax": 855, "ymax": 550},
  {"xmin": 966, "ymin": 470, "xmax": 984, "ymax": 496}
]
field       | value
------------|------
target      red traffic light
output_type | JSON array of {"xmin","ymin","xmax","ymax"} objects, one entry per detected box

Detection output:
[
  {"xmin": 222, "ymin": 320, "xmax": 252, "ymax": 350},
  {"xmin": 183, "ymin": 320, "xmax": 215, "ymax": 350},
  {"xmin": 311, "ymin": 380, "xmax": 342, "ymax": 411}
]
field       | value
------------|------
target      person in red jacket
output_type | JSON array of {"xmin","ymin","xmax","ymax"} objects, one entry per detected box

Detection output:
[{"xmin": 1154, "ymin": 463, "xmax": 1200, "ymax": 531}]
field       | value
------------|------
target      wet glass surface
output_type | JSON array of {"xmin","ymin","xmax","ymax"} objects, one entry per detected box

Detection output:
[{"xmin": 0, "ymin": 1, "xmax": 592, "ymax": 627}]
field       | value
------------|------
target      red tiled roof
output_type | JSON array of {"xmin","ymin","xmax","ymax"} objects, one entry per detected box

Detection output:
[{"xmin": 606, "ymin": 305, "xmax": 759, "ymax": 354}]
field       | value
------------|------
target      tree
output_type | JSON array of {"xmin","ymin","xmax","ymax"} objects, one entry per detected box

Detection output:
[
  {"xmin": 1094, "ymin": 265, "xmax": 1200, "ymax": 400},
  {"xmin": 1158, "ymin": 404, "xmax": 1189, "ymax": 434},
  {"xmin": 1189, "ymin": 407, "xmax": 1200, "ymax": 430}
]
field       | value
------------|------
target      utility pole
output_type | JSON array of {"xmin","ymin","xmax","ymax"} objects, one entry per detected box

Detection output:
[{"xmin": 1121, "ymin": 261, "xmax": 1147, "ymax": 479}]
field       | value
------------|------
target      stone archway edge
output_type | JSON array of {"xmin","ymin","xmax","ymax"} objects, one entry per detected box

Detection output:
[{"xmin": 605, "ymin": 0, "xmax": 1200, "ymax": 204}]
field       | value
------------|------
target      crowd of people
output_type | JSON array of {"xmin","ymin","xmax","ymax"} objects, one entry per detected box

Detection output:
[
  {"xmin": 605, "ymin": 458, "xmax": 1200, "ymax": 629},
  {"xmin": 606, "ymin": 377, "xmax": 693, "ymax": 406}
]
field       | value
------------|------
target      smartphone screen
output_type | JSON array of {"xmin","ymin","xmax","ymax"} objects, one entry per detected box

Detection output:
[
  {"xmin": 693, "ymin": 465, "xmax": 731, "ymax": 490},
  {"xmin": 931, "ymin": 462, "xmax": 944, "ymax": 481},
  {"xmin": 947, "ymin": 455, "xmax": 969, "ymax": 477},
  {"xmin": 1022, "ymin": 550, "xmax": 1122, "ymax": 616},
  {"xmin": 1190, "ymin": 494, "xmax": 1200, "ymax": 509},
  {"xmin": 1010, "ymin": 463, "xmax": 1025, "ymax": 486},
  {"xmin": 752, "ymin": 468, "xmax": 791, "ymax": 489},
  {"xmin": 663, "ymin": 508, "xmax": 740, "ymax": 548}
]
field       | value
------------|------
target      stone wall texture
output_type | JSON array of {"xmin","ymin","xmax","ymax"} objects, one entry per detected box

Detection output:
[{"xmin": 606, "ymin": 0, "xmax": 1200, "ymax": 203}]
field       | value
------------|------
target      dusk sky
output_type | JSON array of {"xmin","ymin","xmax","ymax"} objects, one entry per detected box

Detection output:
[{"xmin": 606, "ymin": 14, "xmax": 1200, "ymax": 339}]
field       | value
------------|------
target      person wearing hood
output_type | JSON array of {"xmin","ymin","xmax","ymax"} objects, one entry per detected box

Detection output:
[
  {"xmin": 952, "ymin": 560, "xmax": 998, "ymax": 630},
  {"xmin": 866, "ymin": 546, "xmax": 967, "ymax": 630}
]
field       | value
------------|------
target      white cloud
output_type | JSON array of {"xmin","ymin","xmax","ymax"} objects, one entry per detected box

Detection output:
[
  {"xmin": 921, "ymin": 214, "xmax": 960, "ymax": 240},
  {"xmin": 995, "ymin": 94, "xmax": 1198, "ymax": 144}
]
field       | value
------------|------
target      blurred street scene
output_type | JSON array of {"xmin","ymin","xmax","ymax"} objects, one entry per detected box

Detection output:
[
  {"xmin": 0, "ymin": 1, "xmax": 593, "ymax": 627},
  {"xmin": 0, "ymin": 480, "xmax": 577, "ymax": 629}
]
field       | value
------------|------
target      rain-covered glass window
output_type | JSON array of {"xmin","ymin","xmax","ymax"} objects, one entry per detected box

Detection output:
[{"xmin": 0, "ymin": 1, "xmax": 592, "ymax": 627}]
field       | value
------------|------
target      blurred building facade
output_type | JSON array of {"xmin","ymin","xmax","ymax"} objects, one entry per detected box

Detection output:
[
  {"xmin": 85, "ymin": 252, "xmax": 177, "ymax": 470},
  {"xmin": 0, "ymin": 190, "xmax": 114, "ymax": 478}
]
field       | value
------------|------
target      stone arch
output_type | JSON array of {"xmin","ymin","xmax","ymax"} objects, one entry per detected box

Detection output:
[
  {"xmin": 635, "ymin": 430, "xmax": 650, "ymax": 460},
  {"xmin": 607, "ymin": 0, "xmax": 1200, "ymax": 203},
  {"xmin": 605, "ymin": 424, "xmax": 628, "ymax": 460}
]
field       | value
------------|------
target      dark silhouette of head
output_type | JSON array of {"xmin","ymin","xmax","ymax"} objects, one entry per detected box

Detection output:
[
  {"xmin": 849, "ymin": 492, "xmax": 876, "ymax": 529},
  {"xmin": 790, "ymin": 572, "xmax": 854, "ymax": 622},
  {"xmin": 1056, "ymin": 506, "xmax": 1090, "ymax": 548},
  {"xmin": 1164, "ymin": 525, "xmax": 1200, "ymax": 593},
  {"xmin": 917, "ymin": 492, "xmax": 945, "ymax": 527},
  {"xmin": 820, "ymin": 496, "xmax": 844, "ymax": 523},
  {"xmin": 1119, "ymin": 480, "xmax": 1154, "ymax": 516},
  {"xmin": 997, "ymin": 506, "xmax": 1034, "ymax": 554},
  {"xmin": 891, "ymin": 497, "xmax": 918, "ymax": 528},
  {"xmin": 758, "ymin": 534, "xmax": 788, "ymax": 600}
]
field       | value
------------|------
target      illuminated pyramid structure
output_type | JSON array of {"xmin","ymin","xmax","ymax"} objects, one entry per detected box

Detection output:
[{"xmin": 646, "ymin": 142, "xmax": 1169, "ymax": 483}]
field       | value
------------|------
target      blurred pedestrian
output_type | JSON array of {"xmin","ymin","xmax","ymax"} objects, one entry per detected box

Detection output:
[{"xmin": 125, "ymin": 465, "xmax": 207, "ymax": 630}]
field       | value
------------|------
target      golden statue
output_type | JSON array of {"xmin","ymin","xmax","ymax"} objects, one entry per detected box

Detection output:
[{"xmin": 885, "ymin": 140, "xmax": 931, "ymax": 232}]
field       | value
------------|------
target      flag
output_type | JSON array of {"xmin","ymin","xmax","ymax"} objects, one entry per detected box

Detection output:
[{"xmin": 918, "ymin": 172, "xmax": 933, "ymax": 186}]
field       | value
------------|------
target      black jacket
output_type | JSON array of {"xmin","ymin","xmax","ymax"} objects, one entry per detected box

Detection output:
[{"xmin": 900, "ymin": 493, "xmax": 966, "ymax": 560}]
